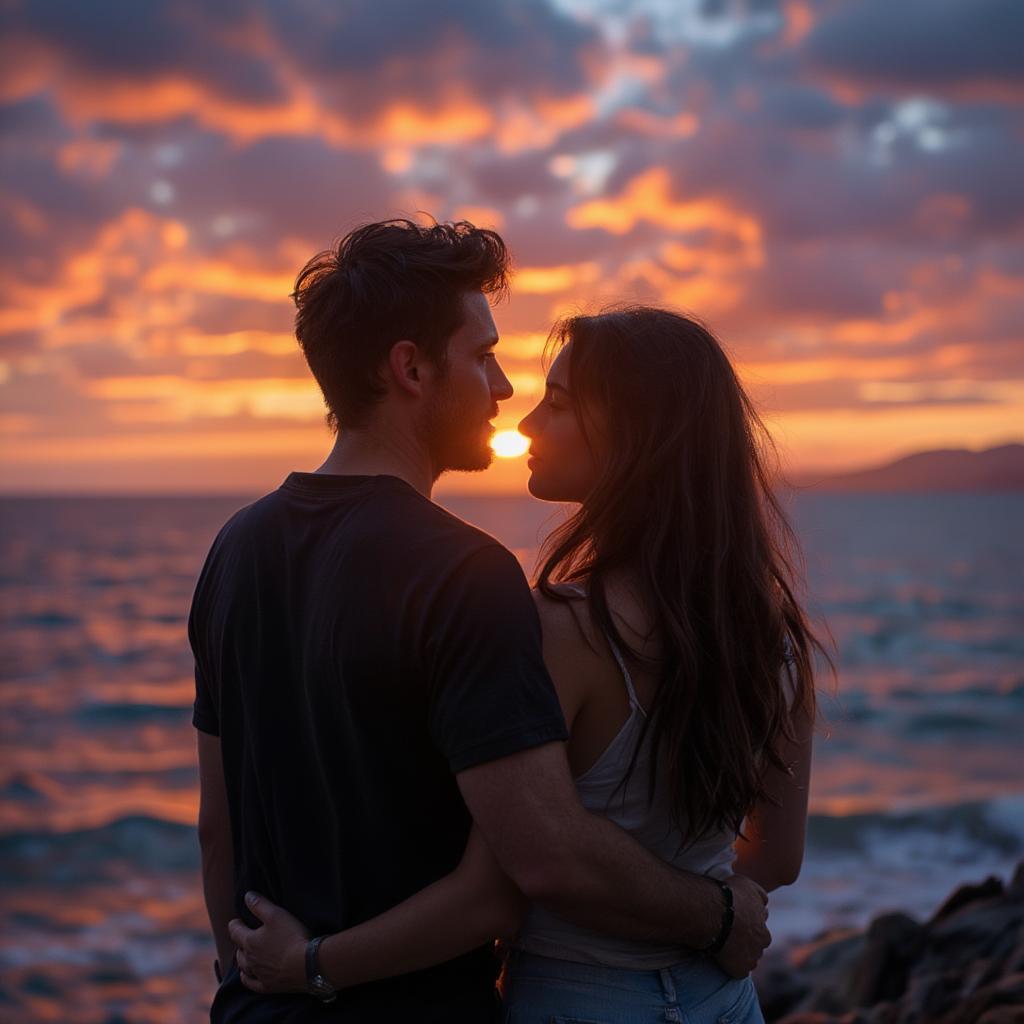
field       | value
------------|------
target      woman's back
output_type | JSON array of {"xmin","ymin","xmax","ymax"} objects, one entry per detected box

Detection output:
[{"xmin": 513, "ymin": 585, "xmax": 738, "ymax": 969}]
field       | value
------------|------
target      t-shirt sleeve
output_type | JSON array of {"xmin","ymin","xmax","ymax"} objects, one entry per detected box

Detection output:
[
  {"xmin": 188, "ymin": 556, "xmax": 220, "ymax": 737},
  {"xmin": 425, "ymin": 544, "xmax": 569, "ymax": 773},
  {"xmin": 191, "ymin": 663, "xmax": 220, "ymax": 736}
]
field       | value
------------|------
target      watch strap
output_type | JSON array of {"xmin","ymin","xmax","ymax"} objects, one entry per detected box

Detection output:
[
  {"xmin": 699, "ymin": 878, "xmax": 735, "ymax": 957},
  {"xmin": 305, "ymin": 935, "xmax": 337, "ymax": 1003}
]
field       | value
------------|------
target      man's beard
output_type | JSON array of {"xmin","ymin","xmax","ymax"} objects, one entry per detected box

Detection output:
[{"xmin": 423, "ymin": 375, "xmax": 494, "ymax": 477}]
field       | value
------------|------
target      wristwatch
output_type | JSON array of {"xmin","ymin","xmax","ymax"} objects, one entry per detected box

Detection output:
[{"xmin": 305, "ymin": 936, "xmax": 338, "ymax": 1003}]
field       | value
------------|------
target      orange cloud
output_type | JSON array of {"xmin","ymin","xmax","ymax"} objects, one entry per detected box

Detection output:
[
  {"xmin": 494, "ymin": 93, "xmax": 596, "ymax": 153},
  {"xmin": 5, "ymin": 22, "xmax": 598, "ymax": 155},
  {"xmin": 174, "ymin": 330, "xmax": 298, "ymax": 358},
  {"xmin": 613, "ymin": 108, "xmax": 698, "ymax": 139},
  {"xmin": 57, "ymin": 138, "xmax": 122, "ymax": 179},
  {"xmin": 3, "ymin": 208, "xmax": 189, "ymax": 337},
  {"xmin": 561, "ymin": 169, "xmax": 766, "ymax": 316},
  {"xmin": 82, "ymin": 375, "xmax": 322, "ymax": 423},
  {"xmin": 452, "ymin": 206, "xmax": 506, "ymax": 230},
  {"xmin": 568, "ymin": 167, "xmax": 762, "ymax": 256},
  {"xmin": 739, "ymin": 355, "xmax": 921, "ymax": 385},
  {"xmin": 515, "ymin": 262, "xmax": 600, "ymax": 295},
  {"xmin": 141, "ymin": 259, "xmax": 292, "ymax": 302},
  {"xmin": 782, "ymin": 0, "xmax": 815, "ymax": 46}
]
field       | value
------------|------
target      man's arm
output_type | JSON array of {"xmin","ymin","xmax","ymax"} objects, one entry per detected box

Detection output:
[
  {"xmin": 428, "ymin": 549, "xmax": 767, "ymax": 974},
  {"xmin": 197, "ymin": 730, "xmax": 236, "ymax": 977},
  {"xmin": 457, "ymin": 742, "xmax": 769, "ymax": 976}
]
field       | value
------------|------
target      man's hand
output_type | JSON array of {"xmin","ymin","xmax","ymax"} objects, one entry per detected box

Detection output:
[
  {"xmin": 713, "ymin": 874, "xmax": 770, "ymax": 978},
  {"xmin": 228, "ymin": 892, "xmax": 310, "ymax": 994}
]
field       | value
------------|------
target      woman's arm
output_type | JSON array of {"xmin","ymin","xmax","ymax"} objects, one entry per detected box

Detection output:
[
  {"xmin": 731, "ymin": 698, "xmax": 815, "ymax": 891},
  {"xmin": 229, "ymin": 825, "xmax": 526, "ymax": 994}
]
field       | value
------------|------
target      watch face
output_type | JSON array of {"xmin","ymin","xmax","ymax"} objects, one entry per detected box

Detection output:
[{"xmin": 311, "ymin": 974, "xmax": 336, "ymax": 1001}]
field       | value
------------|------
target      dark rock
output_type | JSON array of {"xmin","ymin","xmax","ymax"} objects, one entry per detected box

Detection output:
[
  {"xmin": 845, "ymin": 913, "xmax": 924, "ymax": 1007},
  {"xmin": 931, "ymin": 877, "xmax": 1004, "ymax": 924},
  {"xmin": 976, "ymin": 1010, "xmax": 1024, "ymax": 1023},
  {"xmin": 766, "ymin": 863, "xmax": 1024, "ymax": 1024},
  {"xmin": 1009, "ymin": 864, "xmax": 1024, "ymax": 897},
  {"xmin": 755, "ymin": 948, "xmax": 812, "ymax": 1019},
  {"xmin": 933, "ymin": 971, "xmax": 1024, "ymax": 1023}
]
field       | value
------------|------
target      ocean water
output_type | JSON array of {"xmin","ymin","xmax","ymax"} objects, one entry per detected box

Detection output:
[{"xmin": 1, "ymin": 491, "xmax": 1022, "ymax": 1021}]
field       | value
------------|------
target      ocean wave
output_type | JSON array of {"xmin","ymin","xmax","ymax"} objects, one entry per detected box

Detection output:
[
  {"xmin": 0, "ymin": 816, "xmax": 199, "ymax": 884},
  {"xmin": 807, "ymin": 795, "xmax": 1024, "ymax": 858},
  {"xmin": 73, "ymin": 702, "xmax": 191, "ymax": 725}
]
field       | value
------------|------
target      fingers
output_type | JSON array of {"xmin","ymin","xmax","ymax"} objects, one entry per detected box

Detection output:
[
  {"xmin": 245, "ymin": 891, "xmax": 272, "ymax": 923},
  {"xmin": 227, "ymin": 918, "xmax": 252, "ymax": 951},
  {"xmin": 239, "ymin": 967, "xmax": 266, "ymax": 994},
  {"xmin": 236, "ymin": 950, "xmax": 268, "ymax": 994}
]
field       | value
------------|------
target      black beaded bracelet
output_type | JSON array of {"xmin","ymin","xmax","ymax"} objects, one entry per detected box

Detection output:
[{"xmin": 699, "ymin": 878, "xmax": 735, "ymax": 956}]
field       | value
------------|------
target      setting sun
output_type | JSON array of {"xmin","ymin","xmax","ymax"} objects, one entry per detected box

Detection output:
[{"xmin": 490, "ymin": 430, "xmax": 529, "ymax": 458}]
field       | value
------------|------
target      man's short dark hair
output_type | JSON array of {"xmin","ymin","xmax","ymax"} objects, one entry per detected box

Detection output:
[{"xmin": 292, "ymin": 218, "xmax": 511, "ymax": 430}]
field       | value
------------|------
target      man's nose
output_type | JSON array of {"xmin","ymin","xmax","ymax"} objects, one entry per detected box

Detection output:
[{"xmin": 491, "ymin": 361, "xmax": 514, "ymax": 401}]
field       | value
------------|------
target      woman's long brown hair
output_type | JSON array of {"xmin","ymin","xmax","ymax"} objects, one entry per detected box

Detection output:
[{"xmin": 536, "ymin": 306, "xmax": 832, "ymax": 845}]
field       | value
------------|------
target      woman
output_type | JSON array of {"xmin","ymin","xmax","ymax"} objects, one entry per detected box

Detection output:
[{"xmin": 228, "ymin": 307, "xmax": 828, "ymax": 1022}]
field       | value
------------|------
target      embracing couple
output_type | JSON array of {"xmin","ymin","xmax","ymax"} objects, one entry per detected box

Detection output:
[{"xmin": 189, "ymin": 218, "xmax": 824, "ymax": 1023}]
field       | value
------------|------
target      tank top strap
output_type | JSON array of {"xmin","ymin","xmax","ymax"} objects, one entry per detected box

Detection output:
[
  {"xmin": 605, "ymin": 634, "xmax": 647, "ymax": 718},
  {"xmin": 563, "ymin": 583, "xmax": 646, "ymax": 716}
]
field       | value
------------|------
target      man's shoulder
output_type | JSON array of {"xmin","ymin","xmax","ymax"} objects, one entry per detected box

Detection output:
[
  {"xmin": 205, "ymin": 481, "xmax": 523, "ymax": 584},
  {"xmin": 363, "ymin": 488, "xmax": 513, "ymax": 568}
]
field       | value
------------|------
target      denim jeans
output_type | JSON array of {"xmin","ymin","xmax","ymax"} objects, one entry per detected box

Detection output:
[{"xmin": 502, "ymin": 950, "xmax": 765, "ymax": 1024}]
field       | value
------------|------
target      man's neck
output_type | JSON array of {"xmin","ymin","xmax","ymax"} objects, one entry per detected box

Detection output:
[{"xmin": 314, "ymin": 428, "xmax": 435, "ymax": 499}]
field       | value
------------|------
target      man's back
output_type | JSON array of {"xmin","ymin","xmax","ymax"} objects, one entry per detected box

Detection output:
[{"xmin": 189, "ymin": 472, "xmax": 567, "ymax": 1021}]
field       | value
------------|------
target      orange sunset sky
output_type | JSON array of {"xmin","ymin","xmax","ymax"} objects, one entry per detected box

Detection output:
[{"xmin": 0, "ymin": 0, "xmax": 1021, "ymax": 495}]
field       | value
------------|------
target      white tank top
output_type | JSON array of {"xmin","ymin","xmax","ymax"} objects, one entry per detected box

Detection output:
[{"xmin": 513, "ymin": 610, "xmax": 740, "ymax": 969}]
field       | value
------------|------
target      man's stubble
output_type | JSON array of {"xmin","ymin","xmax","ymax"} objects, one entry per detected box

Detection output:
[{"xmin": 423, "ymin": 369, "xmax": 494, "ymax": 477}]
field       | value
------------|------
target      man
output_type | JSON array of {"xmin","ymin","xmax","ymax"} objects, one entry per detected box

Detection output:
[{"xmin": 191, "ymin": 219, "xmax": 770, "ymax": 1022}]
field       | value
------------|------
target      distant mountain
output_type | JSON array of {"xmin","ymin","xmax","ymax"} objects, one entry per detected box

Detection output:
[{"xmin": 794, "ymin": 443, "xmax": 1024, "ymax": 492}]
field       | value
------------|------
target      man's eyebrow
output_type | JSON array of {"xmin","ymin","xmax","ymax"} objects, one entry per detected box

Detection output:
[
  {"xmin": 477, "ymin": 335, "xmax": 500, "ymax": 350},
  {"xmin": 545, "ymin": 382, "xmax": 570, "ymax": 396}
]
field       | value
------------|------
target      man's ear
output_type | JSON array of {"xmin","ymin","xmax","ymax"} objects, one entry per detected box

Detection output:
[{"xmin": 387, "ymin": 340, "xmax": 423, "ymax": 396}]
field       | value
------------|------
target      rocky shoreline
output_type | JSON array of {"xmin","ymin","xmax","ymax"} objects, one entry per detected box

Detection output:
[{"xmin": 754, "ymin": 861, "xmax": 1024, "ymax": 1023}]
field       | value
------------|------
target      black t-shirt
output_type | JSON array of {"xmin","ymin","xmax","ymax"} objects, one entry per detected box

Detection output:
[{"xmin": 189, "ymin": 473, "xmax": 568, "ymax": 1022}]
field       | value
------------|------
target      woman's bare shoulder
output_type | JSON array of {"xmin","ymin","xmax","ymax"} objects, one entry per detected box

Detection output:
[{"xmin": 531, "ymin": 585, "xmax": 603, "ymax": 657}]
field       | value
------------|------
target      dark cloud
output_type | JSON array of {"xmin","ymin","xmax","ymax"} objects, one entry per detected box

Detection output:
[
  {"xmin": 737, "ymin": 243, "xmax": 890, "ymax": 321},
  {"xmin": 758, "ymin": 83, "xmax": 846, "ymax": 133},
  {"xmin": 803, "ymin": 0, "xmax": 1024, "ymax": 95},
  {"xmin": 267, "ymin": 0, "xmax": 601, "ymax": 98},
  {"xmin": 466, "ymin": 151, "xmax": 565, "ymax": 205},
  {"xmin": 0, "ymin": 330, "xmax": 38, "ymax": 357},
  {"xmin": 187, "ymin": 293, "xmax": 294, "ymax": 335},
  {"xmin": 170, "ymin": 135, "xmax": 398, "ymax": 249},
  {"xmin": 2, "ymin": 0, "xmax": 605, "ymax": 136},
  {"xmin": 4, "ymin": 0, "xmax": 285, "ymax": 103}
]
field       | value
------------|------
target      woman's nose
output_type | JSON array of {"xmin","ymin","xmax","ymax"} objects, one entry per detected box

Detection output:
[{"xmin": 518, "ymin": 405, "xmax": 539, "ymax": 438}]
